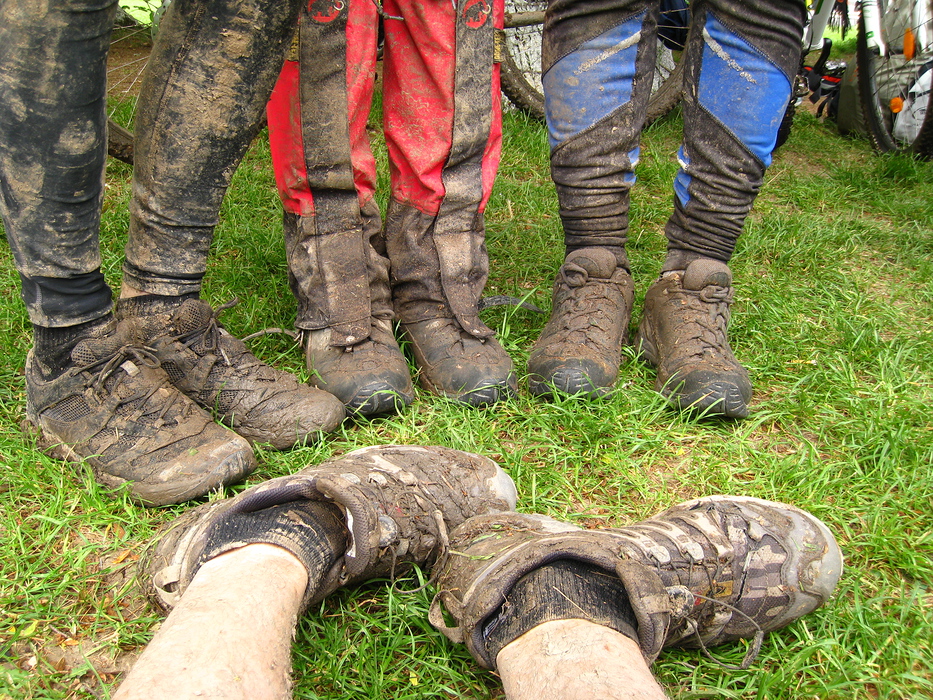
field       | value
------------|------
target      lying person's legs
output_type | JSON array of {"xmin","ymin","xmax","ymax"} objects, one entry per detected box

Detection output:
[
  {"xmin": 431, "ymin": 495, "xmax": 843, "ymax": 700},
  {"xmin": 115, "ymin": 445, "xmax": 517, "ymax": 698}
]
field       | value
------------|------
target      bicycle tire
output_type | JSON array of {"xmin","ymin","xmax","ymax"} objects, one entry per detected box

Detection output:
[
  {"xmin": 500, "ymin": 1, "xmax": 687, "ymax": 126},
  {"xmin": 856, "ymin": 0, "xmax": 933, "ymax": 157}
]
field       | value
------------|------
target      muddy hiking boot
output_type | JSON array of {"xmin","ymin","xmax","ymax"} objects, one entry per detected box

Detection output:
[
  {"xmin": 143, "ymin": 445, "xmax": 518, "ymax": 612},
  {"xmin": 304, "ymin": 317, "xmax": 414, "ymax": 418},
  {"xmin": 401, "ymin": 318, "xmax": 517, "ymax": 407},
  {"xmin": 635, "ymin": 258, "xmax": 752, "ymax": 419},
  {"xmin": 286, "ymin": 207, "xmax": 414, "ymax": 418},
  {"xmin": 429, "ymin": 496, "xmax": 842, "ymax": 670},
  {"xmin": 119, "ymin": 298, "xmax": 345, "ymax": 449},
  {"xmin": 24, "ymin": 319, "xmax": 255, "ymax": 506},
  {"xmin": 528, "ymin": 248, "xmax": 635, "ymax": 398}
]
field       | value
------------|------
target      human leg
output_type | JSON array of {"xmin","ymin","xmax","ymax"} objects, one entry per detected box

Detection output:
[
  {"xmin": 0, "ymin": 0, "xmax": 254, "ymax": 505},
  {"xmin": 117, "ymin": 0, "xmax": 345, "ymax": 446},
  {"xmin": 266, "ymin": 1, "xmax": 413, "ymax": 417},
  {"xmin": 430, "ymin": 496, "xmax": 842, "ymax": 697},
  {"xmin": 528, "ymin": 0, "xmax": 657, "ymax": 398},
  {"xmin": 116, "ymin": 445, "xmax": 517, "ymax": 697},
  {"xmin": 635, "ymin": 0, "xmax": 806, "ymax": 418},
  {"xmin": 383, "ymin": 0, "xmax": 517, "ymax": 406}
]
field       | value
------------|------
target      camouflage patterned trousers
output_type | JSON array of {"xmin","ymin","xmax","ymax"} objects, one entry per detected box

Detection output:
[{"xmin": 0, "ymin": 0, "xmax": 302, "ymax": 327}]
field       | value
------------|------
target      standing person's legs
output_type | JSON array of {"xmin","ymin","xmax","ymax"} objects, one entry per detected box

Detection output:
[
  {"xmin": 431, "ymin": 496, "xmax": 842, "ymax": 699},
  {"xmin": 527, "ymin": 0, "xmax": 656, "ymax": 398},
  {"xmin": 117, "ymin": 0, "xmax": 346, "ymax": 448},
  {"xmin": 0, "ymin": 0, "xmax": 254, "ymax": 506},
  {"xmin": 383, "ymin": 0, "xmax": 517, "ymax": 407},
  {"xmin": 634, "ymin": 0, "xmax": 806, "ymax": 418},
  {"xmin": 115, "ymin": 445, "xmax": 517, "ymax": 698},
  {"xmin": 266, "ymin": 0, "xmax": 414, "ymax": 418}
]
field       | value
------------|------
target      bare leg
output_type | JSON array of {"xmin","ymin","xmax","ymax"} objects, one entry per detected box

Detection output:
[
  {"xmin": 114, "ymin": 544, "xmax": 306, "ymax": 700},
  {"xmin": 497, "ymin": 619, "xmax": 667, "ymax": 700}
]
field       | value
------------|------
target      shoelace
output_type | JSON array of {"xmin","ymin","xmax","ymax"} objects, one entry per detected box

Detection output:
[
  {"xmin": 87, "ymin": 345, "xmax": 182, "ymax": 422},
  {"xmin": 674, "ymin": 285, "xmax": 734, "ymax": 357}
]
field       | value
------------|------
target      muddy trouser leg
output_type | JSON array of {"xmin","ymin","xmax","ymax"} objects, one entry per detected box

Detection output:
[
  {"xmin": 0, "ymin": 0, "xmax": 116, "ymax": 328},
  {"xmin": 663, "ymin": 0, "xmax": 805, "ymax": 270},
  {"xmin": 525, "ymin": 0, "xmax": 652, "ymax": 398},
  {"xmin": 382, "ymin": 0, "xmax": 516, "ymax": 406},
  {"xmin": 121, "ymin": 0, "xmax": 302, "ymax": 297},
  {"xmin": 627, "ymin": 0, "xmax": 805, "ymax": 419},
  {"xmin": 265, "ymin": 2, "xmax": 413, "ymax": 415}
]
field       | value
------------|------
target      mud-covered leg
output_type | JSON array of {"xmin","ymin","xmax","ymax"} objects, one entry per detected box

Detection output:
[
  {"xmin": 527, "ymin": 0, "xmax": 656, "ymax": 398},
  {"xmin": 384, "ymin": 0, "xmax": 517, "ymax": 407},
  {"xmin": 267, "ymin": 2, "xmax": 413, "ymax": 417},
  {"xmin": 635, "ymin": 0, "xmax": 805, "ymax": 418}
]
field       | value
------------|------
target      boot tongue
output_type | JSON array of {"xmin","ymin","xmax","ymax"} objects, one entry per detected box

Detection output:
[
  {"xmin": 70, "ymin": 320, "xmax": 124, "ymax": 367},
  {"xmin": 682, "ymin": 258, "xmax": 732, "ymax": 291},
  {"xmin": 562, "ymin": 248, "xmax": 618, "ymax": 286}
]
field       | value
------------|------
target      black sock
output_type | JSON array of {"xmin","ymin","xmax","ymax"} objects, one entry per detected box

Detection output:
[
  {"xmin": 482, "ymin": 560, "xmax": 639, "ymax": 662},
  {"xmin": 117, "ymin": 292, "xmax": 198, "ymax": 318},
  {"xmin": 200, "ymin": 500, "xmax": 349, "ymax": 606},
  {"xmin": 32, "ymin": 315, "xmax": 113, "ymax": 379}
]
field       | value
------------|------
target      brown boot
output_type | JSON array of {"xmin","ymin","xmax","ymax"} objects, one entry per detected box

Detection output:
[
  {"xmin": 285, "ymin": 201, "xmax": 413, "ymax": 417},
  {"xmin": 635, "ymin": 258, "xmax": 751, "ymax": 418},
  {"xmin": 387, "ymin": 200, "xmax": 516, "ymax": 406},
  {"xmin": 528, "ymin": 248, "xmax": 634, "ymax": 398}
]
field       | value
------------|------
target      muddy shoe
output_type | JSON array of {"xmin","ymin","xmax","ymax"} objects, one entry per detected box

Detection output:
[
  {"xmin": 123, "ymin": 299, "xmax": 345, "ymax": 449},
  {"xmin": 144, "ymin": 444, "xmax": 517, "ymax": 612},
  {"xmin": 635, "ymin": 259, "xmax": 752, "ymax": 418},
  {"xmin": 305, "ymin": 317, "xmax": 414, "ymax": 418},
  {"xmin": 430, "ymin": 496, "xmax": 841, "ymax": 669},
  {"xmin": 402, "ymin": 318, "xmax": 517, "ymax": 407},
  {"xmin": 528, "ymin": 248, "xmax": 635, "ymax": 398},
  {"xmin": 24, "ymin": 319, "xmax": 255, "ymax": 506}
]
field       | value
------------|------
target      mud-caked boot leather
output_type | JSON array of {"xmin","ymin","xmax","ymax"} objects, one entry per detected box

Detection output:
[
  {"xmin": 387, "ymin": 201, "xmax": 516, "ymax": 407},
  {"xmin": 285, "ymin": 201, "xmax": 414, "ymax": 418},
  {"xmin": 528, "ymin": 248, "xmax": 635, "ymax": 398},
  {"xmin": 635, "ymin": 258, "xmax": 752, "ymax": 419}
]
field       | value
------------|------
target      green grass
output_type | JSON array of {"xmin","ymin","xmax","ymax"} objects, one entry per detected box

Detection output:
[{"xmin": 1, "ymin": 104, "xmax": 932, "ymax": 699}]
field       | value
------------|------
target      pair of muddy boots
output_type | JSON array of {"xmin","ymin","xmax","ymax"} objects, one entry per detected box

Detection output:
[
  {"xmin": 528, "ymin": 247, "xmax": 752, "ymax": 418},
  {"xmin": 25, "ymin": 298, "xmax": 345, "ymax": 506},
  {"xmin": 140, "ymin": 445, "xmax": 841, "ymax": 673},
  {"xmin": 289, "ymin": 202, "xmax": 516, "ymax": 418}
]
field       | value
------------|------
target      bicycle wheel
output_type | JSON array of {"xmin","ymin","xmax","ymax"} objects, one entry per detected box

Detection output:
[
  {"xmin": 857, "ymin": 0, "xmax": 933, "ymax": 157},
  {"xmin": 500, "ymin": 1, "xmax": 686, "ymax": 126}
]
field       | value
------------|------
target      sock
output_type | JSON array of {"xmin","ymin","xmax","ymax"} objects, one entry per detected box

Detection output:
[
  {"xmin": 482, "ymin": 560, "xmax": 639, "ymax": 663},
  {"xmin": 199, "ymin": 500, "xmax": 349, "ymax": 607},
  {"xmin": 32, "ymin": 315, "xmax": 113, "ymax": 379},
  {"xmin": 117, "ymin": 292, "xmax": 198, "ymax": 318}
]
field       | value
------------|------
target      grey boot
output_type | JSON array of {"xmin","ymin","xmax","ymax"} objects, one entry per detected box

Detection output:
[
  {"xmin": 387, "ymin": 200, "xmax": 516, "ymax": 407},
  {"xmin": 635, "ymin": 258, "xmax": 752, "ymax": 418},
  {"xmin": 286, "ymin": 200, "xmax": 413, "ymax": 417}
]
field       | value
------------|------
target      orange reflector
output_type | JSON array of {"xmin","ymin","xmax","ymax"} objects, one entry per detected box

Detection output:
[
  {"xmin": 904, "ymin": 28, "xmax": 916, "ymax": 61},
  {"xmin": 890, "ymin": 96, "xmax": 904, "ymax": 113}
]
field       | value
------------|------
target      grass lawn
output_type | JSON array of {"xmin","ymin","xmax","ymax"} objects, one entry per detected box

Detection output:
[{"xmin": 1, "ymin": 97, "xmax": 932, "ymax": 699}]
